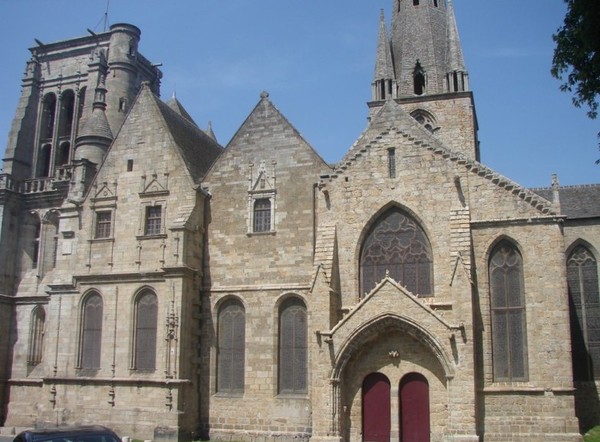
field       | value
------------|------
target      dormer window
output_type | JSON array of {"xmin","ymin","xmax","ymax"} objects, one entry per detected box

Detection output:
[{"xmin": 247, "ymin": 161, "xmax": 277, "ymax": 235}]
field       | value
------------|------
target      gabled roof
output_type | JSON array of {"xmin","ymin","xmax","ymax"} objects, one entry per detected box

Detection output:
[
  {"xmin": 165, "ymin": 94, "xmax": 198, "ymax": 127},
  {"xmin": 152, "ymin": 91, "xmax": 223, "ymax": 182},
  {"xmin": 324, "ymin": 100, "xmax": 556, "ymax": 216},
  {"xmin": 533, "ymin": 184, "xmax": 600, "ymax": 219},
  {"xmin": 204, "ymin": 91, "xmax": 329, "ymax": 178},
  {"xmin": 89, "ymin": 85, "xmax": 223, "ymax": 193}
]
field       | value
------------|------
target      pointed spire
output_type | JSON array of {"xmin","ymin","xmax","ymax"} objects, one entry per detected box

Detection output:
[
  {"xmin": 446, "ymin": 0, "xmax": 466, "ymax": 73},
  {"xmin": 372, "ymin": 10, "xmax": 396, "ymax": 101},
  {"xmin": 374, "ymin": 10, "xmax": 395, "ymax": 81},
  {"xmin": 165, "ymin": 95, "xmax": 198, "ymax": 127},
  {"xmin": 205, "ymin": 121, "xmax": 217, "ymax": 142},
  {"xmin": 77, "ymin": 74, "xmax": 113, "ymax": 143}
]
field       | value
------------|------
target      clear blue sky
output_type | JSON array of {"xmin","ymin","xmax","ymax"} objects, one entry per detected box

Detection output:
[{"xmin": 0, "ymin": 0, "xmax": 597, "ymax": 188}]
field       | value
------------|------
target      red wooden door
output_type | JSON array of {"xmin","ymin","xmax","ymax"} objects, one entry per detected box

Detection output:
[
  {"xmin": 362, "ymin": 373, "xmax": 391, "ymax": 442},
  {"xmin": 400, "ymin": 373, "xmax": 430, "ymax": 442}
]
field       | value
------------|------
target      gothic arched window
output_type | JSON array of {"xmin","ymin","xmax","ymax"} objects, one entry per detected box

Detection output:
[
  {"xmin": 279, "ymin": 297, "xmax": 307, "ymax": 394},
  {"xmin": 133, "ymin": 290, "xmax": 158, "ymax": 371},
  {"xmin": 489, "ymin": 240, "xmax": 528, "ymax": 381},
  {"xmin": 217, "ymin": 299, "xmax": 245, "ymax": 393},
  {"xmin": 79, "ymin": 292, "xmax": 103, "ymax": 370},
  {"xmin": 410, "ymin": 110, "xmax": 438, "ymax": 134},
  {"xmin": 360, "ymin": 207, "xmax": 433, "ymax": 297},
  {"xmin": 567, "ymin": 244, "xmax": 600, "ymax": 380},
  {"xmin": 28, "ymin": 306, "xmax": 45, "ymax": 366}
]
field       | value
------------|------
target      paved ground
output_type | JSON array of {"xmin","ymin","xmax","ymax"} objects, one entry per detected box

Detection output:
[{"xmin": 0, "ymin": 436, "xmax": 14, "ymax": 442}]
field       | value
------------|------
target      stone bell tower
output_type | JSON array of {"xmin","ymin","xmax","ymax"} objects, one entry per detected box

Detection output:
[{"xmin": 370, "ymin": 0, "xmax": 479, "ymax": 160}]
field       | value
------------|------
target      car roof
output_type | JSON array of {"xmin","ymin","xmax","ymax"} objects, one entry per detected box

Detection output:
[{"xmin": 15, "ymin": 426, "xmax": 119, "ymax": 442}]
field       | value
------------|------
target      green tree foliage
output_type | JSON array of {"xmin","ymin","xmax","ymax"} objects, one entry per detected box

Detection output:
[{"xmin": 551, "ymin": 0, "xmax": 600, "ymax": 119}]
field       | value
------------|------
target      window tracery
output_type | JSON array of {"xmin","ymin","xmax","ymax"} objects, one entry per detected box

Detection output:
[
  {"xmin": 410, "ymin": 109, "xmax": 439, "ymax": 134},
  {"xmin": 567, "ymin": 244, "xmax": 600, "ymax": 380},
  {"xmin": 217, "ymin": 299, "xmax": 245, "ymax": 393},
  {"xmin": 360, "ymin": 207, "xmax": 433, "ymax": 297},
  {"xmin": 278, "ymin": 297, "xmax": 307, "ymax": 394},
  {"xmin": 489, "ymin": 240, "xmax": 528, "ymax": 381}
]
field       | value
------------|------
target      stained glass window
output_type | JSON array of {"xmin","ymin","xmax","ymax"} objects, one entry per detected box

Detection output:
[
  {"xmin": 567, "ymin": 245, "xmax": 600, "ymax": 380},
  {"xmin": 134, "ymin": 291, "xmax": 158, "ymax": 371},
  {"xmin": 279, "ymin": 298, "xmax": 307, "ymax": 394},
  {"xmin": 80, "ymin": 292, "xmax": 103, "ymax": 370},
  {"xmin": 489, "ymin": 241, "xmax": 528, "ymax": 381},
  {"xmin": 360, "ymin": 207, "xmax": 433, "ymax": 297},
  {"xmin": 217, "ymin": 299, "xmax": 245, "ymax": 393}
]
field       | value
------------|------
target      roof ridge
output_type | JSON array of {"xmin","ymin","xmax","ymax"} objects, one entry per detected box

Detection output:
[{"xmin": 531, "ymin": 183, "xmax": 600, "ymax": 191}]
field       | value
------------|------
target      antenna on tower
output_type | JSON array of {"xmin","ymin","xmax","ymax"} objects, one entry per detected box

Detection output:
[
  {"xmin": 103, "ymin": 0, "xmax": 110, "ymax": 32},
  {"xmin": 91, "ymin": 0, "xmax": 111, "ymax": 33}
]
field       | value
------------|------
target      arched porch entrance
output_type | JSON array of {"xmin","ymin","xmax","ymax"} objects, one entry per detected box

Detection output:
[{"xmin": 333, "ymin": 314, "xmax": 453, "ymax": 441}]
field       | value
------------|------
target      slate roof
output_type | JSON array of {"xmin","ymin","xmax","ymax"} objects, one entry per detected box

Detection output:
[
  {"xmin": 152, "ymin": 91, "xmax": 223, "ymax": 182},
  {"xmin": 533, "ymin": 184, "xmax": 600, "ymax": 219},
  {"xmin": 78, "ymin": 109, "xmax": 113, "ymax": 141},
  {"xmin": 165, "ymin": 95, "xmax": 198, "ymax": 128}
]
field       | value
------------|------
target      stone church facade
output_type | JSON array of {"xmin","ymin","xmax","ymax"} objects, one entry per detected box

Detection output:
[{"xmin": 0, "ymin": 1, "xmax": 599, "ymax": 441}]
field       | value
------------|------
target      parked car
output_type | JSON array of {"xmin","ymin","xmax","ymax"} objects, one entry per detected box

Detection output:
[{"xmin": 13, "ymin": 426, "xmax": 120, "ymax": 442}]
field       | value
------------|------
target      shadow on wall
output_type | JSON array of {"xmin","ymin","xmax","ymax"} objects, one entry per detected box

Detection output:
[
  {"xmin": 1, "ymin": 302, "xmax": 19, "ymax": 425},
  {"xmin": 570, "ymin": 291, "xmax": 600, "ymax": 432}
]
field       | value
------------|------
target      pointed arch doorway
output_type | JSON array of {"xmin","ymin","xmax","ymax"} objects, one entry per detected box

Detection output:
[
  {"xmin": 400, "ymin": 373, "xmax": 430, "ymax": 442},
  {"xmin": 362, "ymin": 373, "xmax": 391, "ymax": 442}
]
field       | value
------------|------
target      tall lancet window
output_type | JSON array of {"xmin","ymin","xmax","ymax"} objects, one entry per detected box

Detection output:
[
  {"xmin": 217, "ymin": 299, "xmax": 245, "ymax": 393},
  {"xmin": 28, "ymin": 306, "xmax": 45, "ymax": 366},
  {"xmin": 79, "ymin": 292, "xmax": 103, "ymax": 370},
  {"xmin": 489, "ymin": 240, "xmax": 528, "ymax": 381},
  {"xmin": 567, "ymin": 244, "xmax": 600, "ymax": 380},
  {"xmin": 413, "ymin": 61, "xmax": 426, "ymax": 95}
]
